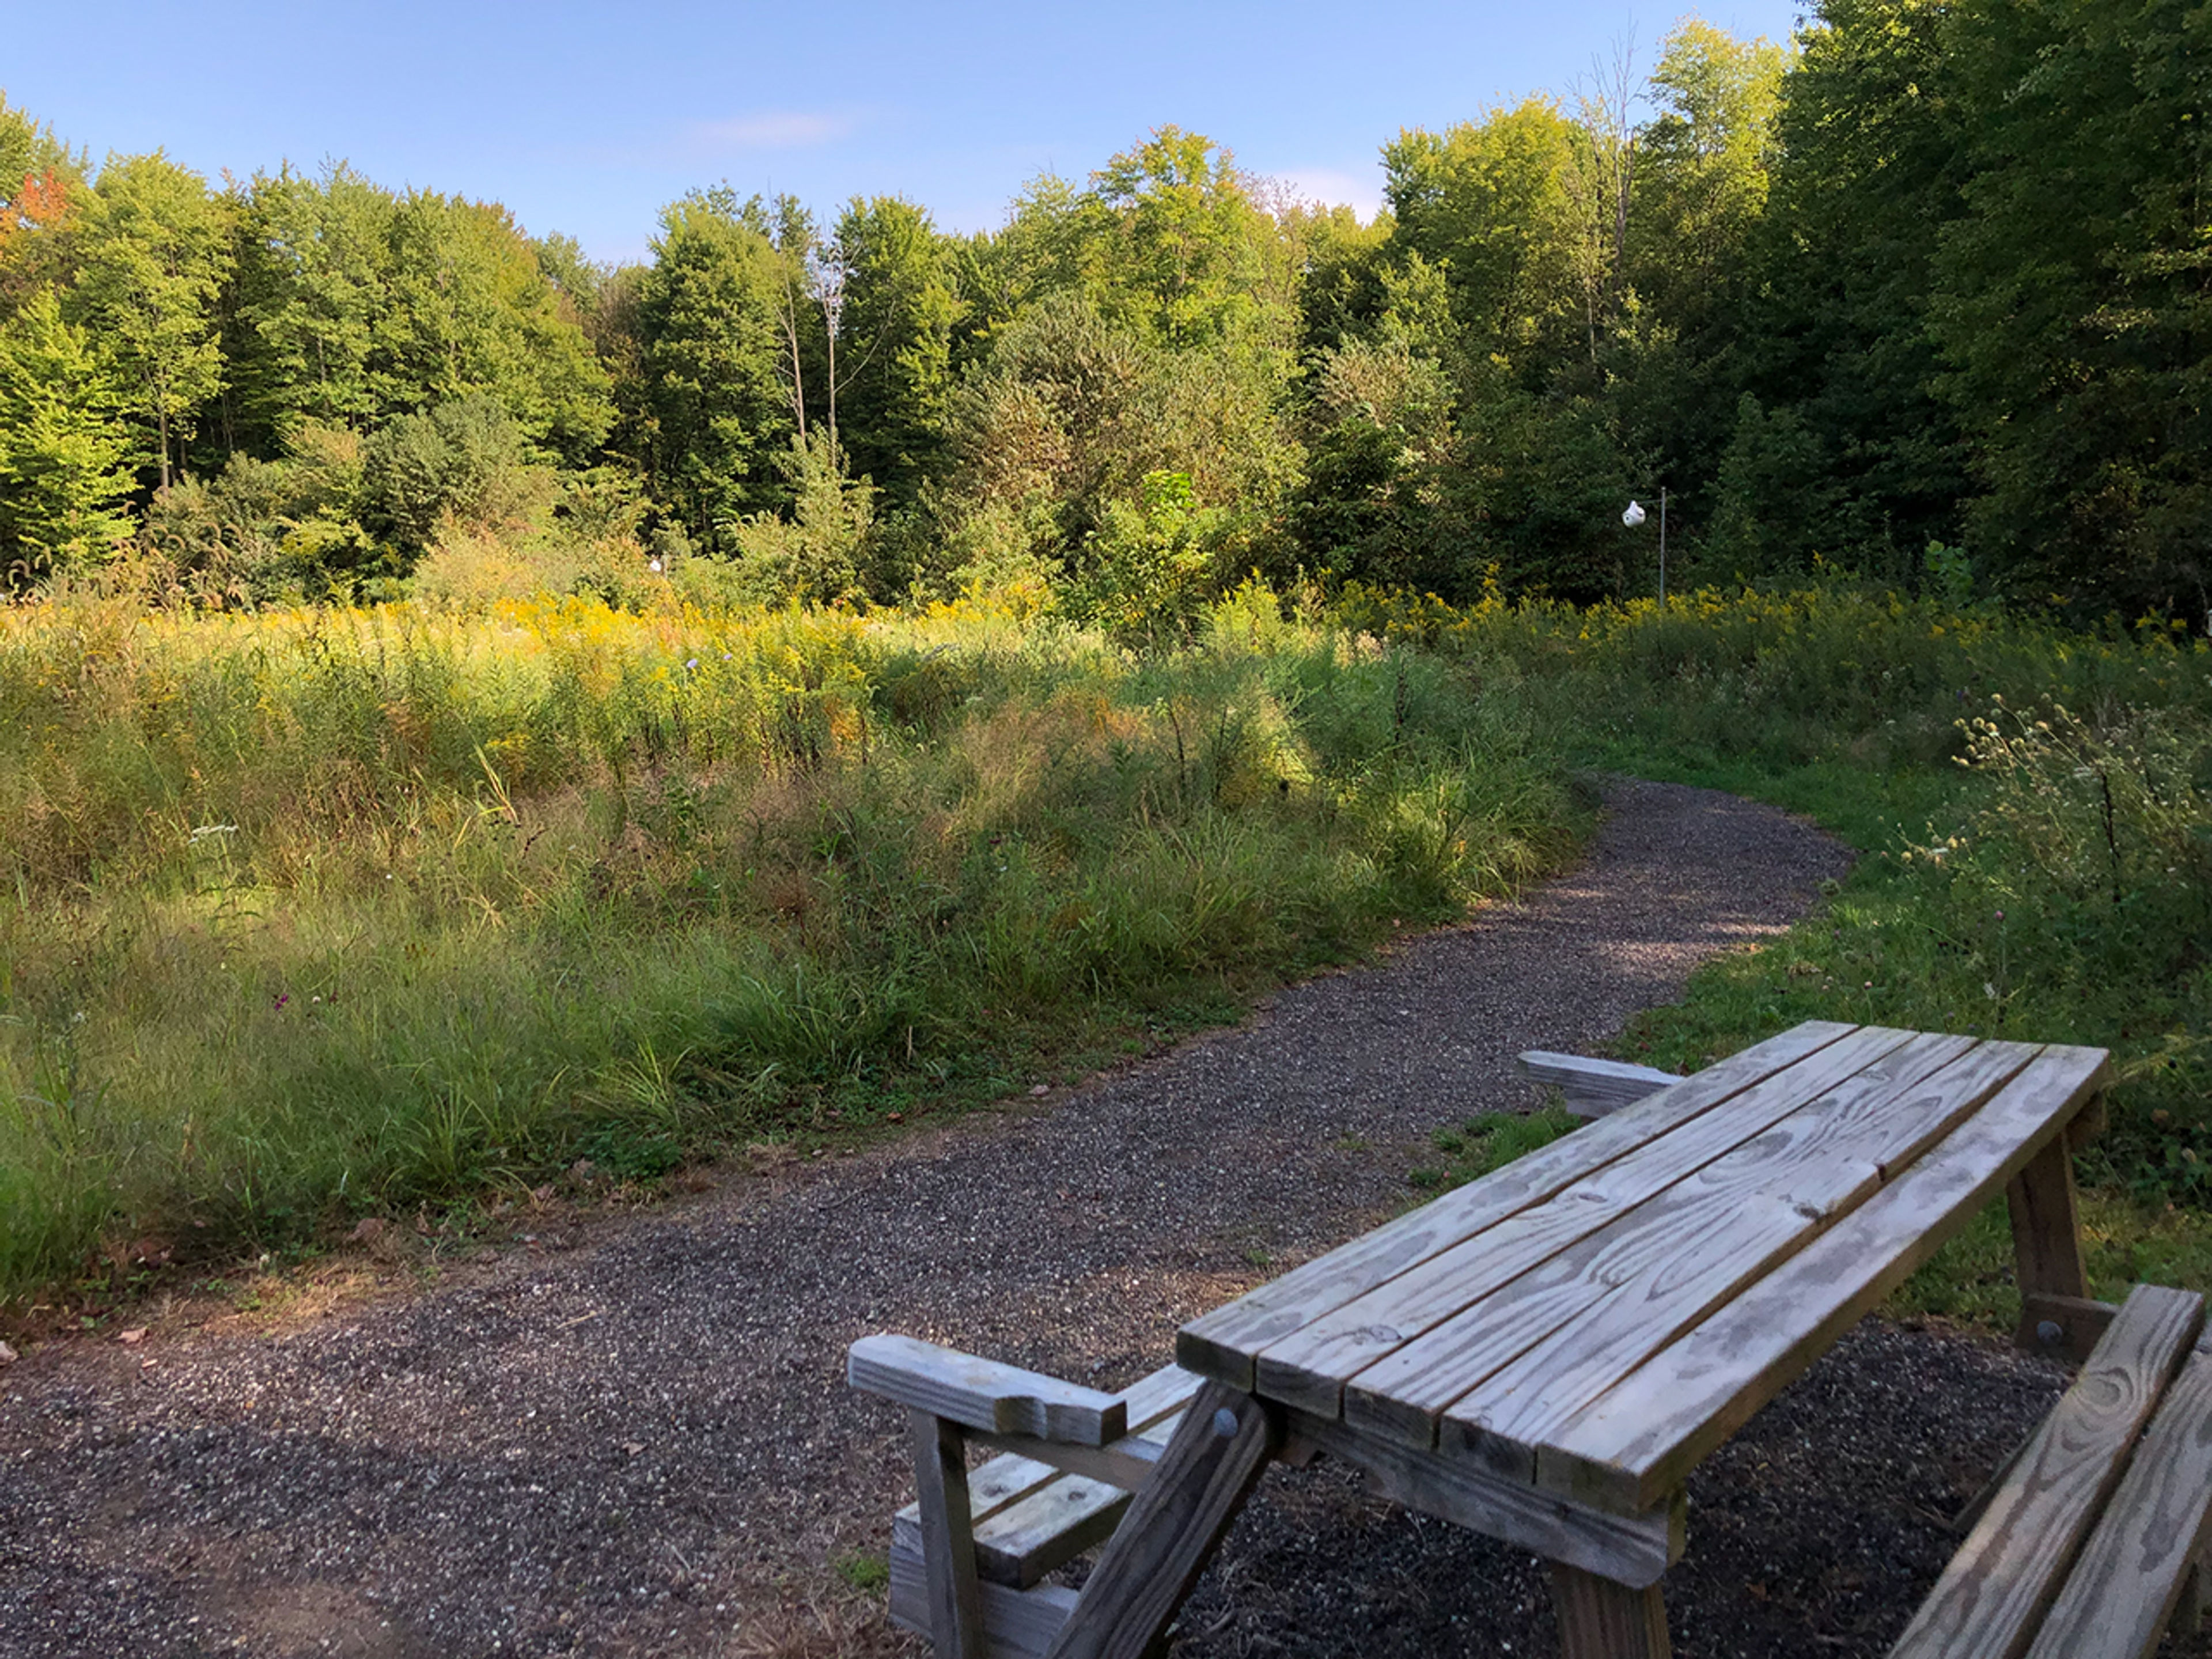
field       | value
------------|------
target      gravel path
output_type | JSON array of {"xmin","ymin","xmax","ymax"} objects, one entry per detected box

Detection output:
[{"xmin": 1, "ymin": 777, "xmax": 2153, "ymax": 1658}]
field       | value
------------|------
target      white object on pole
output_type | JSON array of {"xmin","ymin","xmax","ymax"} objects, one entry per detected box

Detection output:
[{"xmin": 1622, "ymin": 500, "xmax": 1647, "ymax": 527}]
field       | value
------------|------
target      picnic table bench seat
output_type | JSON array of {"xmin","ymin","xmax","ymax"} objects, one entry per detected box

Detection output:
[
  {"xmin": 851, "ymin": 1335, "xmax": 1207, "ymax": 1658},
  {"xmin": 1891, "ymin": 1281, "xmax": 2212, "ymax": 1659},
  {"xmin": 1515, "ymin": 1049, "xmax": 1684, "ymax": 1119}
]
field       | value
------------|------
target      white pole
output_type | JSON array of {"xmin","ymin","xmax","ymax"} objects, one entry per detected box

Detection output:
[{"xmin": 1658, "ymin": 487, "xmax": 1668, "ymax": 605}]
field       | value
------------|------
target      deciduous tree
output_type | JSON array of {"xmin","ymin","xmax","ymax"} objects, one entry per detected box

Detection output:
[
  {"xmin": 636, "ymin": 189, "xmax": 793, "ymax": 545},
  {"xmin": 69, "ymin": 151, "xmax": 232, "ymax": 489},
  {"xmin": 0, "ymin": 286, "xmax": 135, "ymax": 574}
]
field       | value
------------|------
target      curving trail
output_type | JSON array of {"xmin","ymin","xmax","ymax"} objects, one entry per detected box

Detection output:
[{"xmin": 0, "ymin": 779, "xmax": 2097, "ymax": 1658}]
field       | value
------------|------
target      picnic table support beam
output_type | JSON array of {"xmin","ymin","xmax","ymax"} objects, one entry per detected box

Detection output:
[
  {"xmin": 2008, "ymin": 1116, "xmax": 2092, "ymax": 1355},
  {"xmin": 911, "ymin": 1408, "xmax": 989, "ymax": 1659},
  {"xmin": 2018, "ymin": 1292, "xmax": 2121, "ymax": 1365},
  {"xmin": 1041, "ymin": 1382, "xmax": 1282, "ymax": 1659},
  {"xmin": 1548, "ymin": 1563, "xmax": 1672, "ymax": 1659}
]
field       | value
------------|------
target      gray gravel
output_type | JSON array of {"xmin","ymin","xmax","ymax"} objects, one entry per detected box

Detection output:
[{"xmin": 3, "ymin": 775, "xmax": 2160, "ymax": 1659}]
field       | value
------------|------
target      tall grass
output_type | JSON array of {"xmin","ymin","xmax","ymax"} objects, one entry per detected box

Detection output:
[
  {"xmin": 1336, "ymin": 579, "xmax": 2212, "ymax": 774},
  {"xmin": 0, "ymin": 582, "xmax": 1580, "ymax": 1302},
  {"xmin": 17, "ymin": 568, "xmax": 2207, "ymax": 1309}
]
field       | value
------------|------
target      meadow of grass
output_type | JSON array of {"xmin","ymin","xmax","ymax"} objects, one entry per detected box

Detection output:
[
  {"xmin": 0, "ymin": 579, "xmax": 1582, "ymax": 1305},
  {"xmin": 9, "ymin": 565, "xmax": 2210, "ymax": 1320}
]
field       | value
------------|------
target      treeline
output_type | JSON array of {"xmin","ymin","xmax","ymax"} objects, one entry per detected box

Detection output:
[{"xmin": 1, "ymin": 0, "xmax": 2204, "ymax": 620}]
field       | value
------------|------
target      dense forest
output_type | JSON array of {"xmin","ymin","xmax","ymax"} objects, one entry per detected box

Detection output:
[{"xmin": 1, "ymin": 0, "xmax": 2205, "ymax": 623}]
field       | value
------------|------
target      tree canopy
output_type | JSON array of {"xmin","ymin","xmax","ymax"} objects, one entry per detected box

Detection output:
[{"xmin": 0, "ymin": 5, "xmax": 2205, "ymax": 623}]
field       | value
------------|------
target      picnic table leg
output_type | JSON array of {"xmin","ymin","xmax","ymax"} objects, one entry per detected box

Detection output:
[
  {"xmin": 910, "ymin": 1408, "xmax": 987, "ymax": 1659},
  {"xmin": 1041, "ymin": 1381, "xmax": 1282, "ymax": 1659},
  {"xmin": 1548, "ymin": 1563, "xmax": 1672, "ymax": 1659},
  {"xmin": 2006, "ymin": 1116, "xmax": 2092, "ymax": 1355}
]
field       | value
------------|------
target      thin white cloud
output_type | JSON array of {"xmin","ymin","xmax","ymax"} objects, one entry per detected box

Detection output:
[{"xmin": 690, "ymin": 111, "xmax": 853, "ymax": 151}]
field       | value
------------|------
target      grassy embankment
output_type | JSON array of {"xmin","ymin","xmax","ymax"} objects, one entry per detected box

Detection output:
[
  {"xmin": 0, "ymin": 582, "xmax": 1579, "ymax": 1307},
  {"xmin": 1359, "ymin": 581, "xmax": 2212, "ymax": 1325}
]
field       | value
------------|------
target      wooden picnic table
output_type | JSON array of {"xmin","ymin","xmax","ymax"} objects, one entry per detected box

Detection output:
[{"xmin": 1043, "ymin": 1019, "xmax": 2113, "ymax": 1659}]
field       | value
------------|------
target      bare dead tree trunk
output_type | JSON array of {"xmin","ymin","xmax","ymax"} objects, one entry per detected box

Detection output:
[
  {"xmin": 1570, "ymin": 35, "xmax": 1642, "ymax": 363},
  {"xmin": 816, "ymin": 239, "xmax": 846, "ymax": 458},
  {"xmin": 781, "ymin": 274, "xmax": 808, "ymax": 442}
]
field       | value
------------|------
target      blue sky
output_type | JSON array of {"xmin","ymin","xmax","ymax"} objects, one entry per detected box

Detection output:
[{"xmin": 6, "ymin": 2, "xmax": 1806, "ymax": 264}]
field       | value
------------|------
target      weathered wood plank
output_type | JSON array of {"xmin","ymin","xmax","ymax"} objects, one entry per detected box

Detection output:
[
  {"xmin": 964, "ymin": 1429, "xmax": 1161, "ymax": 1494},
  {"xmin": 1339, "ymin": 1032, "xmax": 2001, "ymax": 1453},
  {"xmin": 1517, "ymin": 1051, "xmax": 1682, "ymax": 1119},
  {"xmin": 1537, "ymin": 1044, "xmax": 2111, "ymax": 1514},
  {"xmin": 852, "ymin": 1335, "xmax": 1126, "ymax": 1445},
  {"xmin": 1549, "ymin": 1563, "xmax": 1672, "ymax": 1659},
  {"xmin": 890, "ymin": 1540, "xmax": 1079, "ymax": 1659},
  {"xmin": 1040, "ymin": 1382, "xmax": 1283, "ymax": 1659},
  {"xmin": 895, "ymin": 1364, "xmax": 1205, "ymax": 1589},
  {"xmin": 2008, "ymin": 1134, "xmax": 2090, "ymax": 1351},
  {"xmin": 1886, "ymin": 1283, "xmax": 2202, "ymax": 1659},
  {"xmin": 951, "ymin": 1407, "xmax": 1194, "ymax": 1592},
  {"xmin": 2020, "ymin": 1293, "xmax": 2120, "ymax": 1364},
  {"xmin": 1176, "ymin": 1020, "xmax": 1868, "ymax": 1388},
  {"xmin": 1285, "ymin": 1409, "xmax": 1683, "ymax": 1588},
  {"xmin": 1243, "ymin": 1026, "xmax": 1910, "ymax": 1422},
  {"xmin": 960, "ymin": 1478, "xmax": 1123, "ymax": 1589},
  {"xmin": 899, "ymin": 1411, "xmax": 1192, "ymax": 1588},
  {"xmin": 1256, "ymin": 1031, "xmax": 1940, "ymax": 1420},
  {"xmin": 1441, "ymin": 1039, "xmax": 2044, "ymax": 1478},
  {"xmin": 911, "ymin": 1408, "xmax": 988, "ymax": 1659},
  {"xmin": 2024, "ymin": 1348, "xmax": 2212, "ymax": 1659}
]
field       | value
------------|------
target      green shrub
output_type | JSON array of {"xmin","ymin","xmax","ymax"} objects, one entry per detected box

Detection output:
[{"xmin": 362, "ymin": 396, "xmax": 552, "ymax": 554}]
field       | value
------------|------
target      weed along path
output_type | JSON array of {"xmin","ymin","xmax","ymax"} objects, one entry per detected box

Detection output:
[{"xmin": 0, "ymin": 778, "xmax": 2097, "ymax": 1658}]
